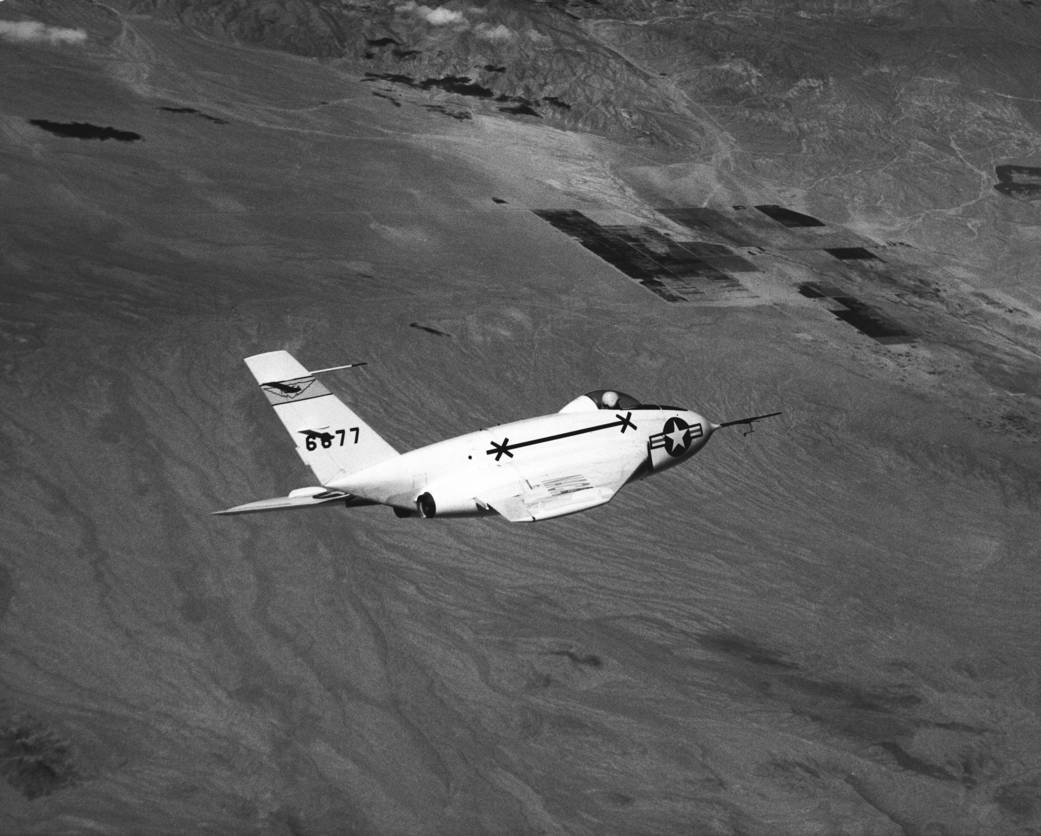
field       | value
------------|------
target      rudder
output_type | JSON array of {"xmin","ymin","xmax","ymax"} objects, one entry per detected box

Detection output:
[{"xmin": 245, "ymin": 351, "xmax": 399, "ymax": 485}]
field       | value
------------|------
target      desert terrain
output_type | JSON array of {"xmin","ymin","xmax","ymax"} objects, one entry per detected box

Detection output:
[{"xmin": 2, "ymin": 1, "xmax": 1041, "ymax": 833}]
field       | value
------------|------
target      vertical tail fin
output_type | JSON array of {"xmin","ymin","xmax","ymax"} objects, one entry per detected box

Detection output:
[{"xmin": 244, "ymin": 351, "xmax": 399, "ymax": 485}]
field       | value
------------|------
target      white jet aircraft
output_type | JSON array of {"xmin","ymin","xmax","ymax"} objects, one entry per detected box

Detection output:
[{"xmin": 215, "ymin": 350, "xmax": 779, "ymax": 522}]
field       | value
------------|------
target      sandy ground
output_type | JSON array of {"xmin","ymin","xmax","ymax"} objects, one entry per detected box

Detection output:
[{"xmin": 2, "ymin": 9, "xmax": 1041, "ymax": 836}]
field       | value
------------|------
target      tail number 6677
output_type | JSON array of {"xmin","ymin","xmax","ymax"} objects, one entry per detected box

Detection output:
[{"xmin": 301, "ymin": 427, "xmax": 359, "ymax": 451}]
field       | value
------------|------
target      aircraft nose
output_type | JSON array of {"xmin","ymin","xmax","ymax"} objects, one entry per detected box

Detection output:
[
  {"xmin": 689, "ymin": 411, "xmax": 714, "ymax": 440},
  {"xmin": 665, "ymin": 410, "xmax": 712, "ymax": 453}
]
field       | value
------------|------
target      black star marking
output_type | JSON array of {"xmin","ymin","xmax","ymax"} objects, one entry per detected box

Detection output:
[{"xmin": 488, "ymin": 438, "xmax": 514, "ymax": 461}]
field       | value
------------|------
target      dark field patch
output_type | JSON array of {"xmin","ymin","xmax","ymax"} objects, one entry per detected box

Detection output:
[
  {"xmin": 364, "ymin": 72, "xmax": 493, "ymax": 98},
  {"xmin": 550, "ymin": 649, "xmax": 603, "ymax": 668},
  {"xmin": 423, "ymin": 104, "xmax": 471, "ymax": 120},
  {"xmin": 994, "ymin": 164, "xmax": 1041, "ymax": 199},
  {"xmin": 543, "ymin": 203, "xmax": 916, "ymax": 340},
  {"xmin": 660, "ymin": 207, "xmax": 765, "ymax": 247},
  {"xmin": 662, "ymin": 204, "xmax": 881, "ymax": 255},
  {"xmin": 534, "ymin": 209, "xmax": 754, "ymax": 302},
  {"xmin": 500, "ymin": 103, "xmax": 541, "ymax": 117},
  {"xmin": 536, "ymin": 209, "xmax": 663, "ymax": 279},
  {"xmin": 158, "ymin": 106, "xmax": 227, "ymax": 125},
  {"xmin": 755, "ymin": 204, "xmax": 825, "ymax": 228},
  {"xmin": 363, "ymin": 73, "xmax": 550, "ymax": 118},
  {"xmin": 431, "ymin": 76, "xmax": 495, "ymax": 98},
  {"xmin": 410, "ymin": 322, "xmax": 452, "ymax": 337},
  {"xmin": 827, "ymin": 247, "xmax": 881, "ymax": 261},
  {"xmin": 29, "ymin": 119, "xmax": 141, "ymax": 142},
  {"xmin": 364, "ymin": 37, "xmax": 421, "ymax": 60},
  {"xmin": 543, "ymin": 96, "xmax": 571, "ymax": 110},
  {"xmin": 799, "ymin": 283, "xmax": 912, "ymax": 344},
  {"xmin": 795, "ymin": 283, "xmax": 845, "ymax": 299},
  {"xmin": 831, "ymin": 298, "xmax": 911, "ymax": 343}
]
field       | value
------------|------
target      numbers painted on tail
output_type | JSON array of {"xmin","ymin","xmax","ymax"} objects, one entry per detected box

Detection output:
[{"xmin": 301, "ymin": 427, "xmax": 360, "ymax": 451}]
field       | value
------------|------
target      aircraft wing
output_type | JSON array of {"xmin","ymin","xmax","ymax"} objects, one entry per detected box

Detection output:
[
  {"xmin": 478, "ymin": 485, "xmax": 617, "ymax": 522},
  {"xmin": 477, "ymin": 456, "xmax": 641, "ymax": 522},
  {"xmin": 212, "ymin": 488, "xmax": 374, "ymax": 515}
]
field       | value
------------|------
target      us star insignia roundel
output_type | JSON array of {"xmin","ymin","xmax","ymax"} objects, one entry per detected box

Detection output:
[{"xmin": 649, "ymin": 417, "xmax": 704, "ymax": 457}]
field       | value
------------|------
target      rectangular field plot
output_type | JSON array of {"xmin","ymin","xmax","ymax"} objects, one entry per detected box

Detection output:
[
  {"xmin": 826, "ymin": 247, "xmax": 883, "ymax": 261},
  {"xmin": 664, "ymin": 205, "xmax": 882, "ymax": 254},
  {"xmin": 659, "ymin": 207, "xmax": 765, "ymax": 248},
  {"xmin": 799, "ymin": 282, "xmax": 912, "ymax": 344},
  {"xmin": 534, "ymin": 209, "xmax": 756, "ymax": 303},
  {"xmin": 755, "ymin": 204, "xmax": 826, "ymax": 228},
  {"xmin": 536, "ymin": 204, "xmax": 914, "ymax": 343}
]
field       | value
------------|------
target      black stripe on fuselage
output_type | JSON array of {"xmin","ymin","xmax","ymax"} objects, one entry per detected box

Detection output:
[{"xmin": 486, "ymin": 412, "xmax": 635, "ymax": 461}]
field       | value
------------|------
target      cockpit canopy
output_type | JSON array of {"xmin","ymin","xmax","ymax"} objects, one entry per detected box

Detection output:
[
  {"xmin": 558, "ymin": 390, "xmax": 684, "ymax": 413},
  {"xmin": 584, "ymin": 389, "xmax": 642, "ymax": 410}
]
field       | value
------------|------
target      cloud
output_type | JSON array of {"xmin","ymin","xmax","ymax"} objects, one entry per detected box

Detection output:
[
  {"xmin": 0, "ymin": 20, "xmax": 87, "ymax": 45},
  {"xmin": 397, "ymin": 3, "xmax": 468, "ymax": 26},
  {"xmin": 425, "ymin": 7, "xmax": 466, "ymax": 25},
  {"xmin": 474, "ymin": 23, "xmax": 514, "ymax": 43},
  {"xmin": 395, "ymin": 4, "xmax": 515, "ymax": 42}
]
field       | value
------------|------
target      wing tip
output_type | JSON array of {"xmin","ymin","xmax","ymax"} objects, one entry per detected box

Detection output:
[
  {"xmin": 211, "ymin": 490, "xmax": 367, "ymax": 516},
  {"xmin": 243, "ymin": 350, "xmax": 310, "ymax": 385}
]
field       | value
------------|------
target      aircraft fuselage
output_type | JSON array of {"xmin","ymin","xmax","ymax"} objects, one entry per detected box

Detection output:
[
  {"xmin": 328, "ymin": 406, "xmax": 711, "ymax": 519},
  {"xmin": 215, "ymin": 351, "xmax": 779, "ymax": 522}
]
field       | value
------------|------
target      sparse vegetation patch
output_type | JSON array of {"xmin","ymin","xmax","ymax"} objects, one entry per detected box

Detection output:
[
  {"xmin": 0, "ymin": 714, "xmax": 80, "ymax": 799},
  {"xmin": 29, "ymin": 119, "xmax": 141, "ymax": 142}
]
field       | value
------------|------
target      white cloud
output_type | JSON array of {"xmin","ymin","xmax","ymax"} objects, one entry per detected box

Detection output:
[
  {"xmin": 0, "ymin": 20, "xmax": 87, "ymax": 45},
  {"xmin": 397, "ymin": 3, "xmax": 468, "ymax": 26},
  {"xmin": 425, "ymin": 7, "xmax": 465, "ymax": 25},
  {"xmin": 474, "ymin": 23, "xmax": 514, "ymax": 43}
]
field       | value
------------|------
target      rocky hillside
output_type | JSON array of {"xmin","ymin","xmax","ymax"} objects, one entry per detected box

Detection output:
[
  {"xmin": 120, "ymin": 1, "xmax": 1041, "ymax": 150},
  {"xmin": 111, "ymin": 0, "xmax": 1041, "ymax": 276}
]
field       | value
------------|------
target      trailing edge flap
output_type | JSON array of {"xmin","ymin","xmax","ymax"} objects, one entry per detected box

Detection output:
[
  {"xmin": 478, "ymin": 484, "xmax": 617, "ymax": 523},
  {"xmin": 478, "ymin": 491, "xmax": 534, "ymax": 523},
  {"xmin": 527, "ymin": 486, "xmax": 616, "ymax": 520},
  {"xmin": 213, "ymin": 489, "xmax": 371, "ymax": 516}
]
